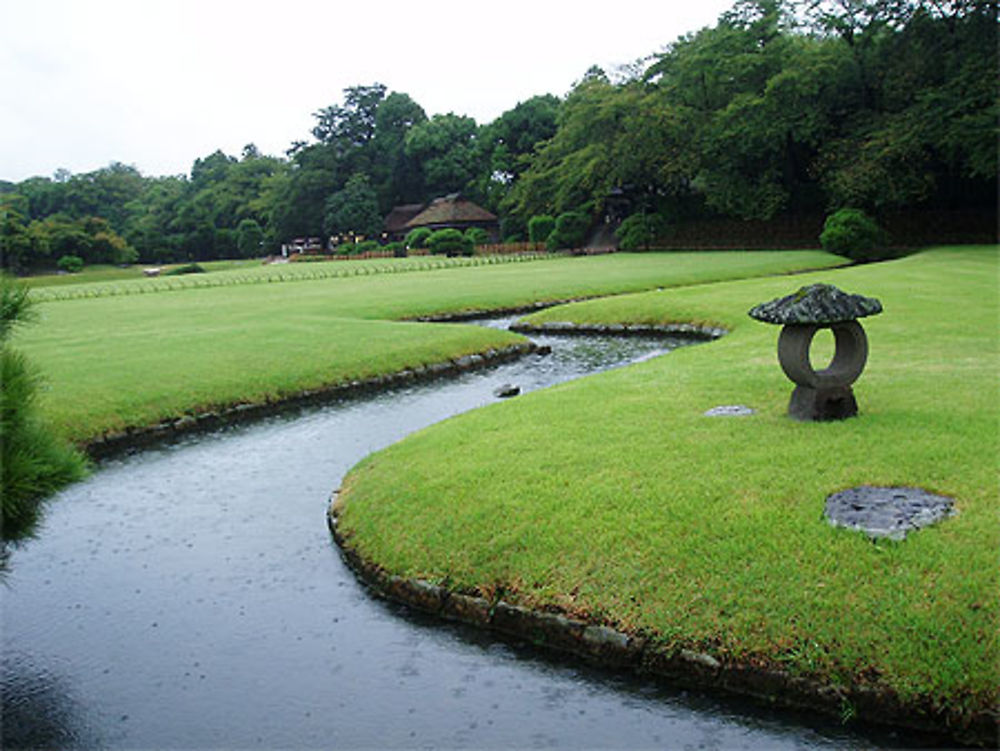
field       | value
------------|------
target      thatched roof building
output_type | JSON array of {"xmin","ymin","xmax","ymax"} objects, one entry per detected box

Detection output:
[{"xmin": 384, "ymin": 194, "xmax": 498, "ymax": 240}]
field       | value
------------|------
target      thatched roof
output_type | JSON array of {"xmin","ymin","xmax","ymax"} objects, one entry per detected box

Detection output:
[
  {"xmin": 404, "ymin": 194, "xmax": 497, "ymax": 229},
  {"xmin": 383, "ymin": 204, "xmax": 425, "ymax": 234}
]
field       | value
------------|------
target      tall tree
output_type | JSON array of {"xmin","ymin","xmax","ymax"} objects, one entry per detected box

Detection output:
[
  {"xmin": 322, "ymin": 173, "xmax": 382, "ymax": 238},
  {"xmin": 404, "ymin": 113, "xmax": 484, "ymax": 200},
  {"xmin": 371, "ymin": 92, "xmax": 428, "ymax": 210}
]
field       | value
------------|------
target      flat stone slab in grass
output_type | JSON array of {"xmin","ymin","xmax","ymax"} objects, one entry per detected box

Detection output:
[
  {"xmin": 824, "ymin": 486, "xmax": 957, "ymax": 540},
  {"xmin": 704, "ymin": 405, "xmax": 755, "ymax": 417}
]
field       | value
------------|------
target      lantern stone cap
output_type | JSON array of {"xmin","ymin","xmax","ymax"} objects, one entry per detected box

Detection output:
[{"xmin": 748, "ymin": 283, "xmax": 882, "ymax": 325}]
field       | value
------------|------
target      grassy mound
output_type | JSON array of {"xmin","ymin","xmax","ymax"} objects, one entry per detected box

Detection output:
[{"xmin": 335, "ymin": 246, "xmax": 998, "ymax": 725}]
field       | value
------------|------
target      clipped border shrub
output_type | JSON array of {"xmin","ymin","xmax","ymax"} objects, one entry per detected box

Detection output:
[{"xmin": 820, "ymin": 209, "xmax": 889, "ymax": 262}]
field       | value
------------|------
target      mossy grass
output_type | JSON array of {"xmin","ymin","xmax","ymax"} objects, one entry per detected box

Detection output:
[
  {"xmin": 336, "ymin": 246, "xmax": 998, "ymax": 724},
  {"xmin": 16, "ymin": 251, "xmax": 840, "ymax": 443}
]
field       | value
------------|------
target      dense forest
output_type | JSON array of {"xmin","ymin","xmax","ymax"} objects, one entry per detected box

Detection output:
[{"xmin": 1, "ymin": 0, "xmax": 995, "ymax": 271}]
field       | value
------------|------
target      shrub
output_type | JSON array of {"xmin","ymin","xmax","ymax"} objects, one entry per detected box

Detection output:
[
  {"xmin": 384, "ymin": 241, "xmax": 407, "ymax": 258},
  {"xmin": 820, "ymin": 208, "xmax": 889, "ymax": 262},
  {"xmin": 616, "ymin": 213, "xmax": 669, "ymax": 251},
  {"xmin": 1, "ymin": 277, "xmax": 87, "ymax": 547},
  {"xmin": 464, "ymin": 227, "xmax": 490, "ymax": 247},
  {"xmin": 352, "ymin": 240, "xmax": 379, "ymax": 255},
  {"xmin": 528, "ymin": 215, "xmax": 555, "ymax": 244},
  {"xmin": 428, "ymin": 228, "xmax": 473, "ymax": 256},
  {"xmin": 547, "ymin": 211, "xmax": 590, "ymax": 251},
  {"xmin": 236, "ymin": 218, "xmax": 264, "ymax": 258},
  {"xmin": 405, "ymin": 227, "xmax": 432, "ymax": 249},
  {"xmin": 164, "ymin": 262, "xmax": 206, "ymax": 275},
  {"xmin": 57, "ymin": 254, "xmax": 84, "ymax": 273},
  {"xmin": 500, "ymin": 216, "xmax": 526, "ymax": 242}
]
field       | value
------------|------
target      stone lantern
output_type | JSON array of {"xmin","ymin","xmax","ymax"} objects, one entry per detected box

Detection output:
[{"xmin": 748, "ymin": 283, "xmax": 882, "ymax": 421}]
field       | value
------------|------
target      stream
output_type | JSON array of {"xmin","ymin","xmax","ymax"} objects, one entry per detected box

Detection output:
[{"xmin": 2, "ymin": 320, "xmax": 906, "ymax": 749}]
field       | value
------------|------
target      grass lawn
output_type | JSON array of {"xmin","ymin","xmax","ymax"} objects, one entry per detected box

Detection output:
[
  {"xmin": 335, "ymin": 246, "xmax": 998, "ymax": 727},
  {"xmin": 20, "ymin": 258, "xmax": 261, "ymax": 289},
  {"xmin": 16, "ymin": 250, "xmax": 841, "ymax": 442}
]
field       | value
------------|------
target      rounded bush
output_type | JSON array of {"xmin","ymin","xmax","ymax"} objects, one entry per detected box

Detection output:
[
  {"xmin": 547, "ymin": 211, "xmax": 590, "ymax": 251},
  {"xmin": 528, "ymin": 215, "xmax": 555, "ymax": 244},
  {"xmin": 615, "ymin": 213, "xmax": 668, "ymax": 251},
  {"xmin": 57, "ymin": 255, "xmax": 84, "ymax": 273},
  {"xmin": 405, "ymin": 227, "xmax": 432, "ymax": 250},
  {"xmin": 428, "ymin": 228, "xmax": 473, "ymax": 256},
  {"xmin": 352, "ymin": 240, "xmax": 379, "ymax": 255},
  {"xmin": 820, "ymin": 209, "xmax": 888, "ymax": 262},
  {"xmin": 464, "ymin": 227, "xmax": 490, "ymax": 247}
]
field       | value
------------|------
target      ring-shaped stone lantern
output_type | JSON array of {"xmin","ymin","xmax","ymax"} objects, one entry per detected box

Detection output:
[{"xmin": 749, "ymin": 284, "xmax": 882, "ymax": 421}]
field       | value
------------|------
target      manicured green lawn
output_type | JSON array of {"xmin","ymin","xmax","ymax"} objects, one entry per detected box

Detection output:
[
  {"xmin": 336, "ymin": 246, "xmax": 998, "ymax": 722},
  {"xmin": 21, "ymin": 259, "xmax": 261, "ymax": 289},
  {"xmin": 17, "ymin": 251, "xmax": 840, "ymax": 442}
]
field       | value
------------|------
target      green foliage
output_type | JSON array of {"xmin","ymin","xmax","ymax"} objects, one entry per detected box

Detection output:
[
  {"xmin": 384, "ymin": 241, "xmax": 407, "ymax": 257},
  {"xmin": 405, "ymin": 227, "xmax": 432, "ymax": 249},
  {"xmin": 547, "ymin": 211, "xmax": 590, "ymax": 250},
  {"xmin": 1, "ymin": 276, "xmax": 87, "ymax": 545},
  {"xmin": 819, "ymin": 208, "xmax": 887, "ymax": 262},
  {"xmin": 404, "ymin": 113, "xmax": 483, "ymax": 198},
  {"xmin": 0, "ymin": 276, "xmax": 35, "ymax": 340},
  {"xmin": 427, "ymin": 228, "xmax": 473, "ymax": 256},
  {"xmin": 464, "ymin": 227, "xmax": 489, "ymax": 247},
  {"xmin": 353, "ymin": 239, "xmax": 380, "ymax": 254},
  {"xmin": 236, "ymin": 218, "xmax": 264, "ymax": 257},
  {"xmin": 323, "ymin": 173, "xmax": 382, "ymax": 238},
  {"xmin": 499, "ymin": 215, "xmax": 527, "ymax": 243},
  {"xmin": 527, "ymin": 215, "xmax": 555, "ymax": 243},
  {"xmin": 57, "ymin": 254, "xmax": 84, "ymax": 273},
  {"xmin": 615, "ymin": 212, "xmax": 669, "ymax": 250}
]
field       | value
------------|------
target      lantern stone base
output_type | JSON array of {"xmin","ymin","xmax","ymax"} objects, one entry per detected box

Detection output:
[{"xmin": 788, "ymin": 384, "xmax": 858, "ymax": 421}]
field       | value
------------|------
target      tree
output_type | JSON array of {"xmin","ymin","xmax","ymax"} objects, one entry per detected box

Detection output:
[
  {"xmin": 477, "ymin": 95, "xmax": 561, "ymax": 209},
  {"xmin": 322, "ymin": 173, "xmax": 382, "ymax": 238},
  {"xmin": 404, "ymin": 113, "xmax": 484, "ymax": 199},
  {"xmin": 0, "ymin": 197, "xmax": 34, "ymax": 271},
  {"xmin": 312, "ymin": 84, "xmax": 387, "ymax": 148},
  {"xmin": 236, "ymin": 218, "xmax": 264, "ymax": 257},
  {"xmin": 1, "ymin": 276, "xmax": 87, "ymax": 552},
  {"xmin": 371, "ymin": 92, "xmax": 428, "ymax": 210}
]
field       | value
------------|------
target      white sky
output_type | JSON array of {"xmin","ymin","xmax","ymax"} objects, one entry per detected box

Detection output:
[{"xmin": 1, "ymin": 0, "xmax": 734, "ymax": 182}]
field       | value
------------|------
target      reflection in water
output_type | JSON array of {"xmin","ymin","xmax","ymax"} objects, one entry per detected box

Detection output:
[
  {"xmin": 2, "ymin": 325, "xmax": 906, "ymax": 749},
  {"xmin": 1, "ymin": 655, "xmax": 94, "ymax": 749}
]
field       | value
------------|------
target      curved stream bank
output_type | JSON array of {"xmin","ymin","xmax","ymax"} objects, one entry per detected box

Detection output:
[{"xmin": 4, "ymin": 321, "xmax": 923, "ymax": 749}]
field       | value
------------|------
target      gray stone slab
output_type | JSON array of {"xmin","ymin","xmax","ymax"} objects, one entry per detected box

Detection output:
[{"xmin": 824, "ymin": 486, "xmax": 957, "ymax": 540}]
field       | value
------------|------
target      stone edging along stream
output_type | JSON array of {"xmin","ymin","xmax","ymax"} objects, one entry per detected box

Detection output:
[
  {"xmin": 83, "ymin": 305, "xmax": 723, "ymax": 460},
  {"xmin": 84, "ymin": 341, "xmax": 536, "ymax": 459},
  {"xmin": 328, "ymin": 504, "xmax": 994, "ymax": 748}
]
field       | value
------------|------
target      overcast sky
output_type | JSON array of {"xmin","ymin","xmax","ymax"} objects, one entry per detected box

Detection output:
[{"xmin": 1, "ymin": 0, "xmax": 734, "ymax": 182}]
